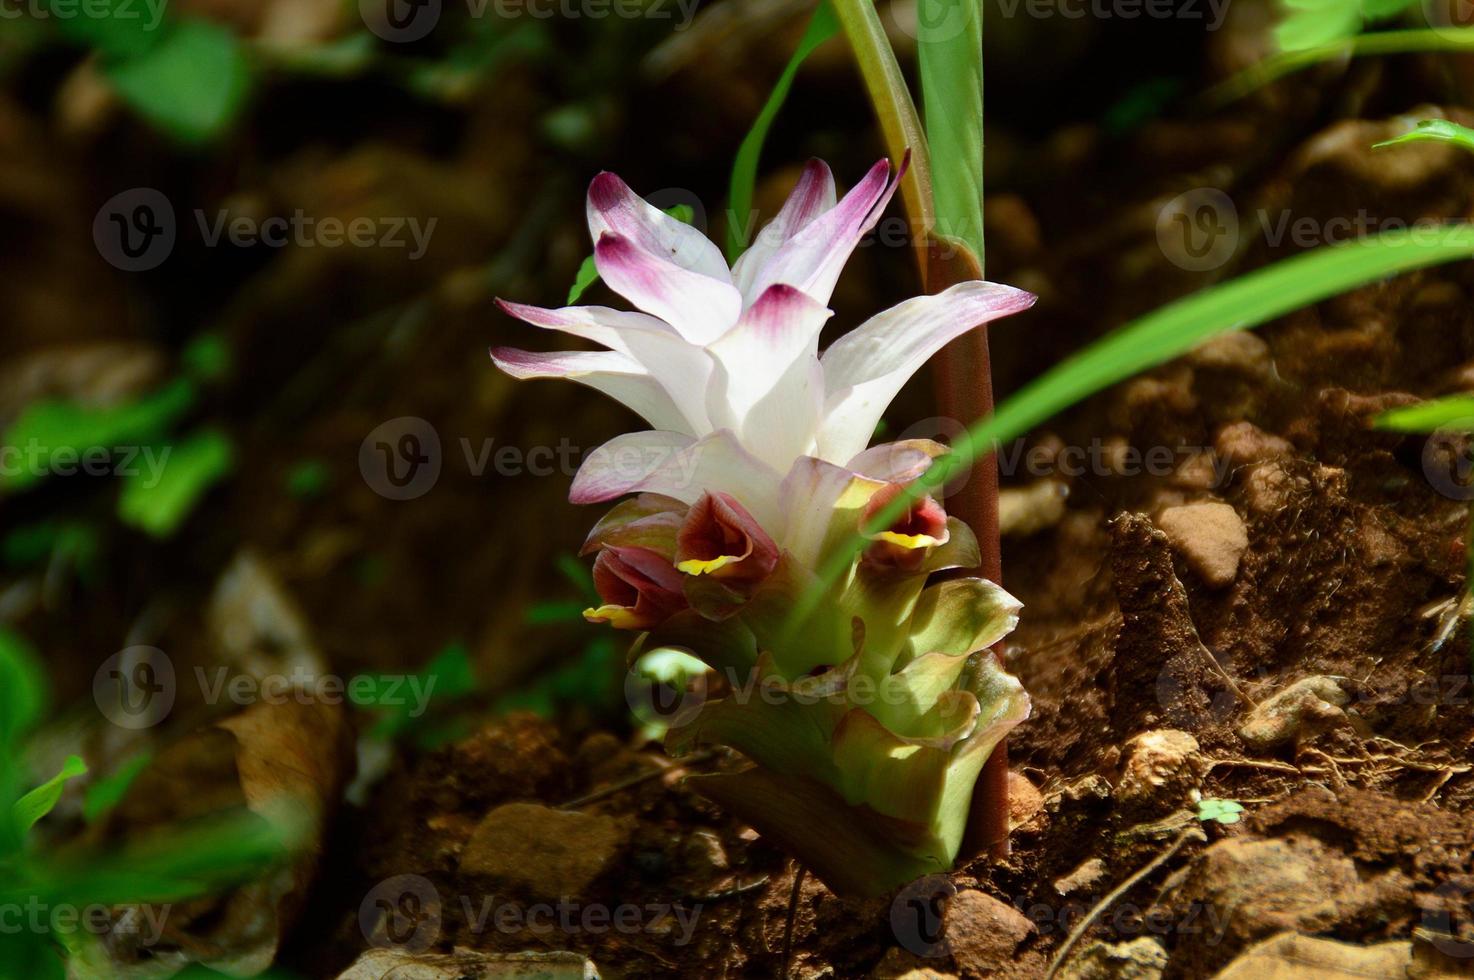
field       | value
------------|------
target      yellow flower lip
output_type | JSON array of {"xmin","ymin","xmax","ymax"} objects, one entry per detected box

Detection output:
[
  {"xmin": 870, "ymin": 530, "xmax": 944, "ymax": 551},
  {"xmin": 583, "ymin": 604, "xmax": 640, "ymax": 628},
  {"xmin": 676, "ymin": 554, "xmax": 741, "ymax": 576}
]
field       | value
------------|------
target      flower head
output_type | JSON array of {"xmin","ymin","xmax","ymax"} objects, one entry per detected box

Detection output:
[
  {"xmin": 492, "ymin": 158, "xmax": 1035, "ymax": 512},
  {"xmin": 493, "ymin": 160, "xmax": 1036, "ymax": 896}
]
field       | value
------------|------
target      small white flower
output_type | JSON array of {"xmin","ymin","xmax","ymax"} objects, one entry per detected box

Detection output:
[{"xmin": 491, "ymin": 159, "xmax": 1036, "ymax": 517}]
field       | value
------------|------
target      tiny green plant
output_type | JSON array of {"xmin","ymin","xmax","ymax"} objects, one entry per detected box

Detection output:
[
  {"xmin": 0, "ymin": 627, "xmax": 296, "ymax": 975},
  {"xmin": 1196, "ymin": 797, "xmax": 1245, "ymax": 826}
]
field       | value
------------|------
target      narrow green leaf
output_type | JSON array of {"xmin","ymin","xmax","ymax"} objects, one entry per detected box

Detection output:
[
  {"xmin": 1274, "ymin": 0, "xmax": 1362, "ymax": 53},
  {"xmin": 800, "ymin": 225, "xmax": 1474, "ymax": 618},
  {"xmin": 106, "ymin": 20, "xmax": 252, "ymax": 143},
  {"xmin": 1374, "ymin": 117, "xmax": 1474, "ymax": 152},
  {"xmin": 117, "ymin": 428, "xmax": 234, "ymax": 537},
  {"xmin": 568, "ymin": 205, "xmax": 695, "ymax": 303},
  {"xmin": 0, "ymin": 628, "xmax": 48, "ymax": 748},
  {"xmin": 82, "ymin": 753, "xmax": 153, "ymax": 823},
  {"xmin": 10, "ymin": 810, "xmax": 300, "ymax": 908},
  {"xmin": 1206, "ymin": 28, "xmax": 1474, "ymax": 106},
  {"xmin": 1374, "ymin": 394, "xmax": 1474, "ymax": 432},
  {"xmin": 12, "ymin": 756, "xmax": 87, "ymax": 837},
  {"xmin": 831, "ymin": 0, "xmax": 934, "ymax": 237},
  {"xmin": 918, "ymin": 0, "xmax": 984, "ymax": 265},
  {"xmin": 725, "ymin": 1, "xmax": 840, "ymax": 260}
]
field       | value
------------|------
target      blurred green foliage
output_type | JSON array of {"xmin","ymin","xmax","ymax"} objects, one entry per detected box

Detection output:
[
  {"xmin": 1274, "ymin": 0, "xmax": 1418, "ymax": 51},
  {"xmin": 0, "ymin": 628, "xmax": 297, "ymax": 975},
  {"xmin": 2, "ymin": 334, "xmax": 236, "ymax": 539}
]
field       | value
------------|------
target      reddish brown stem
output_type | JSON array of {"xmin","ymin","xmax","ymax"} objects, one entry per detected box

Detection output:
[{"xmin": 925, "ymin": 239, "xmax": 1010, "ymax": 862}]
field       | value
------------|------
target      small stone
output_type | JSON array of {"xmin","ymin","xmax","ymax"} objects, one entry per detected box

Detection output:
[
  {"xmin": 1238, "ymin": 676, "xmax": 1350, "ymax": 751},
  {"xmin": 1157, "ymin": 502, "xmax": 1249, "ymax": 589},
  {"xmin": 1163, "ymin": 836, "xmax": 1383, "ymax": 961},
  {"xmin": 871, "ymin": 947, "xmax": 959, "ymax": 980},
  {"xmin": 1214, "ymin": 422, "xmax": 1294, "ymax": 468},
  {"xmin": 1054, "ymin": 857, "xmax": 1108, "ymax": 898},
  {"xmin": 336, "ymin": 949, "xmax": 600, "ymax": 979},
  {"xmin": 1059, "ymin": 937, "xmax": 1168, "ymax": 980},
  {"xmin": 460, "ymin": 803, "xmax": 630, "ymax": 900},
  {"xmin": 1242, "ymin": 462, "xmax": 1299, "ymax": 516},
  {"xmin": 1008, "ymin": 770, "xmax": 1046, "ymax": 830},
  {"xmin": 1116, "ymin": 730, "xmax": 1202, "ymax": 808},
  {"xmin": 681, "ymin": 830, "xmax": 729, "ymax": 875},
  {"xmin": 1188, "ymin": 332, "xmax": 1271, "ymax": 378},
  {"xmin": 999, "ymin": 480, "xmax": 1069, "ymax": 538},
  {"xmin": 1172, "ymin": 452, "xmax": 1224, "ymax": 492},
  {"xmin": 945, "ymin": 890, "xmax": 1035, "ymax": 976},
  {"xmin": 1215, "ymin": 932, "xmax": 1412, "ymax": 979}
]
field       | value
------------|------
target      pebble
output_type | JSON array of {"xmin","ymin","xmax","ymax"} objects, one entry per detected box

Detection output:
[
  {"xmin": 1157, "ymin": 502, "xmax": 1249, "ymax": 589},
  {"xmin": 1059, "ymin": 937, "xmax": 1168, "ymax": 980},
  {"xmin": 1054, "ymin": 857, "xmax": 1108, "ymax": 898},
  {"xmin": 944, "ymin": 890, "xmax": 1035, "ymax": 976},
  {"xmin": 336, "ymin": 949, "xmax": 600, "ymax": 979},
  {"xmin": 1187, "ymin": 332, "xmax": 1271, "ymax": 378},
  {"xmin": 1115, "ymin": 730, "xmax": 1202, "ymax": 808},
  {"xmin": 1214, "ymin": 931, "xmax": 1412, "ymax": 979},
  {"xmin": 1214, "ymin": 422, "xmax": 1294, "ymax": 468},
  {"xmin": 459, "ymin": 803, "xmax": 630, "ymax": 900},
  {"xmin": 1238, "ymin": 676, "xmax": 1350, "ymax": 751},
  {"xmin": 999, "ymin": 480, "xmax": 1069, "ymax": 538}
]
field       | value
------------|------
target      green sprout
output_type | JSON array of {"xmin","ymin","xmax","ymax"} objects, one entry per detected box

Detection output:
[{"xmin": 1197, "ymin": 797, "xmax": 1245, "ymax": 825}]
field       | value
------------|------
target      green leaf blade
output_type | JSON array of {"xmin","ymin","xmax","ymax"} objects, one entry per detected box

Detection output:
[
  {"xmin": 106, "ymin": 20, "xmax": 252, "ymax": 143},
  {"xmin": 802, "ymin": 225, "xmax": 1474, "ymax": 617},
  {"xmin": 12, "ymin": 756, "xmax": 87, "ymax": 838},
  {"xmin": 1374, "ymin": 117, "xmax": 1474, "ymax": 152},
  {"xmin": 1374, "ymin": 394, "xmax": 1474, "ymax": 432},
  {"xmin": 117, "ymin": 428, "xmax": 234, "ymax": 537},
  {"xmin": 918, "ymin": 0, "xmax": 984, "ymax": 264},
  {"xmin": 725, "ymin": 1, "xmax": 840, "ymax": 261}
]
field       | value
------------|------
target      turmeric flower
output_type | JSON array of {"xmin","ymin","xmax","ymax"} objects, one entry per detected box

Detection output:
[
  {"xmin": 491, "ymin": 158, "xmax": 1035, "ymax": 511},
  {"xmin": 491, "ymin": 160, "xmax": 1036, "ymax": 897}
]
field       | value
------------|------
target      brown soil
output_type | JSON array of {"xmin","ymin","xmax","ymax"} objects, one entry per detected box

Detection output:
[
  {"xmin": 12, "ymin": 8, "xmax": 1474, "ymax": 979},
  {"xmin": 282, "ymin": 94, "xmax": 1474, "ymax": 980}
]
